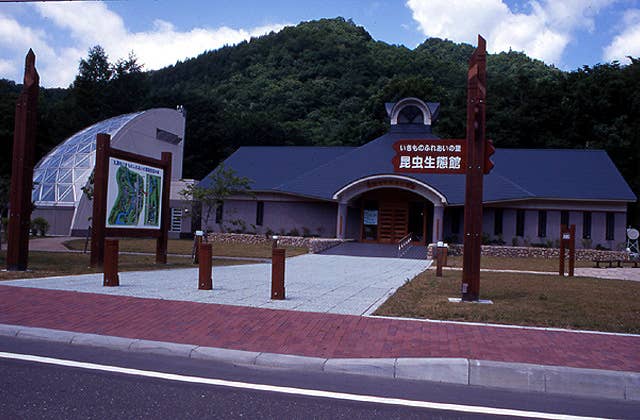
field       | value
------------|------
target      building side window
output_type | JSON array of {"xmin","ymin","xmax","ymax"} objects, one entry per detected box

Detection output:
[
  {"xmin": 560, "ymin": 210, "xmax": 569, "ymax": 227},
  {"xmin": 170, "ymin": 208, "xmax": 182, "ymax": 232},
  {"xmin": 538, "ymin": 210, "xmax": 547, "ymax": 238},
  {"xmin": 494, "ymin": 208, "xmax": 503, "ymax": 236},
  {"xmin": 516, "ymin": 209, "xmax": 525, "ymax": 237},
  {"xmin": 451, "ymin": 208, "xmax": 460, "ymax": 234},
  {"xmin": 215, "ymin": 201, "xmax": 223, "ymax": 224},
  {"xmin": 606, "ymin": 212, "xmax": 615, "ymax": 241},
  {"xmin": 582, "ymin": 211, "xmax": 591, "ymax": 239},
  {"xmin": 256, "ymin": 201, "xmax": 264, "ymax": 226}
]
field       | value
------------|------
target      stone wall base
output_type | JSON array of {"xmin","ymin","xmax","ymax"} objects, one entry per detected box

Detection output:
[
  {"xmin": 207, "ymin": 233, "xmax": 348, "ymax": 254},
  {"xmin": 429, "ymin": 243, "xmax": 630, "ymax": 261}
]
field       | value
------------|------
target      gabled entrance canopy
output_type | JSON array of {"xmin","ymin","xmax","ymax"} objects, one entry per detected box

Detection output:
[{"xmin": 333, "ymin": 174, "xmax": 447, "ymax": 244}]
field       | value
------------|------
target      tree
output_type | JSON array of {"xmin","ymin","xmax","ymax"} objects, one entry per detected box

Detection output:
[
  {"xmin": 77, "ymin": 45, "xmax": 113, "ymax": 83},
  {"xmin": 113, "ymin": 51, "xmax": 143, "ymax": 78},
  {"xmin": 180, "ymin": 164, "xmax": 253, "ymax": 232}
]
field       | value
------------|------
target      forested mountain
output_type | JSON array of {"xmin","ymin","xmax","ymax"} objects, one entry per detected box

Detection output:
[{"xmin": 0, "ymin": 17, "xmax": 638, "ymax": 224}]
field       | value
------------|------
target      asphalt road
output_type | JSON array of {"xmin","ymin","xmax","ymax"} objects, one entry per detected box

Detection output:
[{"xmin": 1, "ymin": 336, "xmax": 638, "ymax": 420}]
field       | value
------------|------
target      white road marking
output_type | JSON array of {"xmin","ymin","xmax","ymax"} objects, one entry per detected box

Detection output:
[{"xmin": 0, "ymin": 351, "xmax": 613, "ymax": 420}]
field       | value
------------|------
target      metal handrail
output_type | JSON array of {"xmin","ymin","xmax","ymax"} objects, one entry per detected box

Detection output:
[{"xmin": 397, "ymin": 233, "xmax": 413, "ymax": 257}]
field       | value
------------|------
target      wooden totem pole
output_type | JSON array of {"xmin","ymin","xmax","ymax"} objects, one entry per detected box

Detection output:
[{"xmin": 6, "ymin": 50, "xmax": 39, "ymax": 271}]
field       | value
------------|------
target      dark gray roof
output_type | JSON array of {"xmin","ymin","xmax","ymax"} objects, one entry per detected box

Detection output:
[
  {"xmin": 202, "ymin": 125, "xmax": 637, "ymax": 205},
  {"xmin": 199, "ymin": 146, "xmax": 353, "ymax": 192}
]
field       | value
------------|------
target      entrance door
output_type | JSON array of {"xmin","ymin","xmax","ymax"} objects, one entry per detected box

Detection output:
[{"xmin": 378, "ymin": 202, "xmax": 408, "ymax": 243}]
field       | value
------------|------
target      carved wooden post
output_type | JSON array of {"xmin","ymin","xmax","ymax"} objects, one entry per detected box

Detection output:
[
  {"xmin": 461, "ymin": 36, "xmax": 487, "ymax": 301},
  {"xmin": 6, "ymin": 50, "xmax": 39, "ymax": 271}
]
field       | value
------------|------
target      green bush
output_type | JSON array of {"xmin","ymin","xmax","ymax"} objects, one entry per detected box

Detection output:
[{"xmin": 31, "ymin": 217, "xmax": 50, "ymax": 236}]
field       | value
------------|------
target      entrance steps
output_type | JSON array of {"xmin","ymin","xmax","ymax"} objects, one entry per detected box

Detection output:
[{"xmin": 319, "ymin": 242, "xmax": 428, "ymax": 260}]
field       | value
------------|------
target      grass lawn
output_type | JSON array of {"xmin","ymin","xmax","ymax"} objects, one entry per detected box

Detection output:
[
  {"xmin": 447, "ymin": 255, "xmax": 593, "ymax": 272},
  {"xmin": 63, "ymin": 238, "xmax": 308, "ymax": 259},
  {"xmin": 0, "ymin": 251, "xmax": 255, "ymax": 281},
  {"xmin": 374, "ymin": 269, "xmax": 640, "ymax": 334}
]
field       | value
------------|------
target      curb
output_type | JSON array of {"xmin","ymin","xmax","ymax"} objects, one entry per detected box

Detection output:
[{"xmin": 1, "ymin": 323, "xmax": 638, "ymax": 402}]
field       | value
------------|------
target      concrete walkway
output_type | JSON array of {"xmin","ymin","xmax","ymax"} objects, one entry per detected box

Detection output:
[
  {"xmin": 24, "ymin": 236, "xmax": 82, "ymax": 252},
  {"xmin": 2, "ymin": 254, "xmax": 430, "ymax": 316}
]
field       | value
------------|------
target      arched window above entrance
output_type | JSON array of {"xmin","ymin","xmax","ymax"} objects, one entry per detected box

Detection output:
[
  {"xmin": 386, "ymin": 97, "xmax": 440, "ymax": 126},
  {"xmin": 398, "ymin": 105, "xmax": 424, "ymax": 124}
]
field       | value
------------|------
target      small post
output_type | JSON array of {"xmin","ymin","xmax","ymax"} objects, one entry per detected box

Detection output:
[
  {"xmin": 559, "ymin": 224, "xmax": 566, "ymax": 276},
  {"xmin": 271, "ymin": 248, "xmax": 285, "ymax": 300},
  {"xmin": 436, "ymin": 243, "xmax": 447, "ymax": 277},
  {"xmin": 568, "ymin": 224, "xmax": 575, "ymax": 277},
  {"xmin": 198, "ymin": 243, "xmax": 212, "ymax": 290},
  {"xmin": 559, "ymin": 224, "xmax": 576, "ymax": 277},
  {"xmin": 193, "ymin": 230, "xmax": 203, "ymax": 264},
  {"xmin": 103, "ymin": 239, "xmax": 119, "ymax": 287}
]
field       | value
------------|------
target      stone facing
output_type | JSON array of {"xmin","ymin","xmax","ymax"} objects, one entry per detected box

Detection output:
[
  {"xmin": 207, "ymin": 232, "xmax": 347, "ymax": 254},
  {"xmin": 428, "ymin": 243, "xmax": 630, "ymax": 261}
]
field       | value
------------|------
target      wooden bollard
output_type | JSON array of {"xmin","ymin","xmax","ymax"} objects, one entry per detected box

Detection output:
[
  {"xmin": 436, "ymin": 246, "xmax": 447, "ymax": 277},
  {"xmin": 103, "ymin": 239, "xmax": 119, "ymax": 287},
  {"xmin": 198, "ymin": 243, "xmax": 212, "ymax": 290},
  {"xmin": 271, "ymin": 248, "xmax": 285, "ymax": 300}
]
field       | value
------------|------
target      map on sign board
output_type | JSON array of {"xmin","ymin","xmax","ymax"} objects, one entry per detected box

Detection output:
[
  {"xmin": 106, "ymin": 157, "xmax": 163, "ymax": 229},
  {"xmin": 392, "ymin": 139, "xmax": 466, "ymax": 174}
]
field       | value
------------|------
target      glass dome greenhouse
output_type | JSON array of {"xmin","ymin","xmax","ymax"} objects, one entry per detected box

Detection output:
[{"xmin": 32, "ymin": 112, "xmax": 142, "ymax": 205}]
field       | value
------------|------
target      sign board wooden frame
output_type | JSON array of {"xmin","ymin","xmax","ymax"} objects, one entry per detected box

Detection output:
[{"xmin": 90, "ymin": 133, "xmax": 172, "ymax": 267}]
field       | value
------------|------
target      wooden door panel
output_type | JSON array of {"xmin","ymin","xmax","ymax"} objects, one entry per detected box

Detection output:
[{"xmin": 379, "ymin": 203, "xmax": 408, "ymax": 243}]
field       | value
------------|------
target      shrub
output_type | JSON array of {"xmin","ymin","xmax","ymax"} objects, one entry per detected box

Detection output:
[
  {"xmin": 287, "ymin": 228, "xmax": 300, "ymax": 237},
  {"xmin": 31, "ymin": 217, "xmax": 50, "ymax": 236}
]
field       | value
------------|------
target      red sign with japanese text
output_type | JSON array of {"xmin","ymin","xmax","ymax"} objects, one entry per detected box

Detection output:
[{"xmin": 392, "ymin": 139, "xmax": 466, "ymax": 174}]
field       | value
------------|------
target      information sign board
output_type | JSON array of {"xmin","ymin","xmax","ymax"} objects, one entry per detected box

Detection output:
[{"xmin": 106, "ymin": 157, "xmax": 164, "ymax": 229}]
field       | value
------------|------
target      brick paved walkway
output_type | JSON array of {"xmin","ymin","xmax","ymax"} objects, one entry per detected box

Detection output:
[{"xmin": 1, "ymin": 285, "xmax": 639, "ymax": 372}]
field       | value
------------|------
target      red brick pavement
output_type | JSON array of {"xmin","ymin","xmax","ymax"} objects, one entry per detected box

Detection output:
[{"xmin": 1, "ymin": 285, "xmax": 639, "ymax": 372}]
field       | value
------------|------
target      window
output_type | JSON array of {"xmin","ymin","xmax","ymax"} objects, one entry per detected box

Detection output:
[
  {"xmin": 494, "ymin": 208, "xmax": 503, "ymax": 236},
  {"xmin": 256, "ymin": 201, "xmax": 264, "ymax": 226},
  {"xmin": 538, "ymin": 210, "xmax": 547, "ymax": 238},
  {"xmin": 582, "ymin": 211, "xmax": 591, "ymax": 239},
  {"xmin": 560, "ymin": 210, "xmax": 569, "ymax": 227},
  {"xmin": 215, "ymin": 201, "xmax": 223, "ymax": 224},
  {"xmin": 170, "ymin": 208, "xmax": 182, "ymax": 232},
  {"xmin": 516, "ymin": 209, "xmax": 525, "ymax": 237},
  {"xmin": 606, "ymin": 212, "xmax": 615, "ymax": 241},
  {"xmin": 451, "ymin": 208, "xmax": 461, "ymax": 234}
]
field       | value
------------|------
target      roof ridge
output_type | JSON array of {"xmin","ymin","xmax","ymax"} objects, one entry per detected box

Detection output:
[{"xmin": 490, "ymin": 170, "xmax": 535, "ymax": 198}]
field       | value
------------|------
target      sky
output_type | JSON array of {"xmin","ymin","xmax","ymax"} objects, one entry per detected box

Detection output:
[{"xmin": 1, "ymin": 0, "xmax": 640, "ymax": 88}]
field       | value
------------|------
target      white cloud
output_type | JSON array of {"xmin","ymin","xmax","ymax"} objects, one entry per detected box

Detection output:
[
  {"xmin": 0, "ymin": 59, "xmax": 17, "ymax": 77},
  {"xmin": 603, "ymin": 9, "xmax": 640, "ymax": 64},
  {"xmin": 406, "ymin": 0, "xmax": 614, "ymax": 65},
  {"xmin": 2, "ymin": 3, "xmax": 288, "ymax": 87}
]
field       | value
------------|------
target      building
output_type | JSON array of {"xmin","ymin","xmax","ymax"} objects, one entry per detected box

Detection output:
[
  {"xmin": 32, "ymin": 108, "xmax": 194, "ymax": 238},
  {"xmin": 200, "ymin": 97, "xmax": 637, "ymax": 249}
]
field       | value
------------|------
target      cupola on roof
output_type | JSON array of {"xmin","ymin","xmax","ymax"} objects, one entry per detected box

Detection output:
[{"xmin": 385, "ymin": 98, "xmax": 440, "ymax": 126}]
